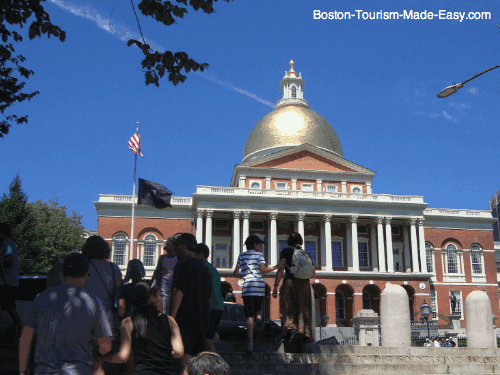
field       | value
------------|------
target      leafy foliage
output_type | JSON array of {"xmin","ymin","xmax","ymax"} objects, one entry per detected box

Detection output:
[
  {"xmin": 0, "ymin": 0, "xmax": 66, "ymax": 138},
  {"xmin": 1, "ymin": 0, "xmax": 230, "ymax": 137},
  {"xmin": 0, "ymin": 176, "xmax": 85, "ymax": 274}
]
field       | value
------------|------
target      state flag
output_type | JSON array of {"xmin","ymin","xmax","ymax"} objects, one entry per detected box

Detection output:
[{"xmin": 137, "ymin": 178, "xmax": 172, "ymax": 209}]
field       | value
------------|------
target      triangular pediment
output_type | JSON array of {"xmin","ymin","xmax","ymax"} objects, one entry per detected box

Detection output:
[{"xmin": 239, "ymin": 144, "xmax": 375, "ymax": 175}]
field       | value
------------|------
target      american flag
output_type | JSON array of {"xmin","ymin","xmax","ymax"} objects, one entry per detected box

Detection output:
[{"xmin": 128, "ymin": 133, "xmax": 143, "ymax": 157}]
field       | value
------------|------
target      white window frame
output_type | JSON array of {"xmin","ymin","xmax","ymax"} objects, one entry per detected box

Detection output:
[
  {"xmin": 214, "ymin": 219, "xmax": 229, "ymax": 229},
  {"xmin": 449, "ymin": 290, "xmax": 464, "ymax": 320},
  {"xmin": 249, "ymin": 180, "xmax": 262, "ymax": 189},
  {"xmin": 138, "ymin": 233, "xmax": 160, "ymax": 269},
  {"xmin": 430, "ymin": 290, "xmax": 438, "ymax": 320},
  {"xmin": 358, "ymin": 237, "xmax": 370, "ymax": 269},
  {"xmin": 442, "ymin": 243, "xmax": 465, "ymax": 282},
  {"xmin": 112, "ymin": 232, "xmax": 129, "ymax": 268},
  {"xmin": 350, "ymin": 185, "xmax": 363, "ymax": 194},
  {"xmin": 213, "ymin": 236, "xmax": 231, "ymax": 269},
  {"xmin": 301, "ymin": 183, "xmax": 314, "ymax": 191},
  {"xmin": 331, "ymin": 236, "xmax": 344, "ymax": 268},
  {"xmin": 392, "ymin": 242, "xmax": 404, "ymax": 272},
  {"xmin": 325, "ymin": 184, "xmax": 338, "ymax": 193},
  {"xmin": 304, "ymin": 235, "xmax": 318, "ymax": 267},
  {"xmin": 470, "ymin": 244, "xmax": 485, "ymax": 277},
  {"xmin": 275, "ymin": 182, "xmax": 287, "ymax": 190},
  {"xmin": 425, "ymin": 242, "xmax": 435, "ymax": 274}
]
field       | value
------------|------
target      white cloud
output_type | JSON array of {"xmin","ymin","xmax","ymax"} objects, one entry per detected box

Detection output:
[
  {"xmin": 467, "ymin": 87, "xmax": 478, "ymax": 94},
  {"xmin": 49, "ymin": 0, "xmax": 274, "ymax": 108}
]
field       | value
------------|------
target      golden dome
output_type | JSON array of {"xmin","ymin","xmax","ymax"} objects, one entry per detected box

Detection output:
[{"xmin": 242, "ymin": 104, "xmax": 343, "ymax": 162}]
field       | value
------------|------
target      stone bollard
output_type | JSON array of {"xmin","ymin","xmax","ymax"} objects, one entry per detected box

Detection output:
[
  {"xmin": 381, "ymin": 284, "xmax": 411, "ymax": 347},
  {"xmin": 465, "ymin": 291, "xmax": 495, "ymax": 348}
]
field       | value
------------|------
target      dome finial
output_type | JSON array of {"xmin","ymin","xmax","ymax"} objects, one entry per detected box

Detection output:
[{"xmin": 288, "ymin": 60, "xmax": 297, "ymax": 77}]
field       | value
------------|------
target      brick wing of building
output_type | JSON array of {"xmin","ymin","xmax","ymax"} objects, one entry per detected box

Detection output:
[{"xmin": 95, "ymin": 61, "xmax": 498, "ymax": 329}]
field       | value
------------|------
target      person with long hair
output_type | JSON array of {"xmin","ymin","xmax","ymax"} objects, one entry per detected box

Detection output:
[
  {"xmin": 118, "ymin": 259, "xmax": 146, "ymax": 319},
  {"xmin": 95, "ymin": 282, "xmax": 184, "ymax": 375}
]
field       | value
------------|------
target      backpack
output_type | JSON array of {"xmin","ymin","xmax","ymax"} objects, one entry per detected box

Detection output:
[{"xmin": 288, "ymin": 246, "xmax": 314, "ymax": 279}]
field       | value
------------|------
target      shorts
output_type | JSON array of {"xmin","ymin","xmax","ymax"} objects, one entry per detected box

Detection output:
[
  {"xmin": 242, "ymin": 296, "xmax": 263, "ymax": 319},
  {"xmin": 0, "ymin": 285, "xmax": 17, "ymax": 311},
  {"xmin": 207, "ymin": 310, "xmax": 223, "ymax": 340},
  {"xmin": 178, "ymin": 325, "xmax": 206, "ymax": 356}
]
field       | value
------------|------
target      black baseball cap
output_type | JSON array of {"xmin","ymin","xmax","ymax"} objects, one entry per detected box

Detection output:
[
  {"xmin": 63, "ymin": 252, "xmax": 89, "ymax": 277},
  {"xmin": 244, "ymin": 234, "xmax": 265, "ymax": 248},
  {"xmin": 169, "ymin": 233, "xmax": 197, "ymax": 251}
]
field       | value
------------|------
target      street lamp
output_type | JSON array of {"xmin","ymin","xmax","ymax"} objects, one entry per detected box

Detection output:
[
  {"xmin": 437, "ymin": 63, "xmax": 500, "ymax": 98},
  {"xmin": 420, "ymin": 299, "xmax": 431, "ymax": 339}
]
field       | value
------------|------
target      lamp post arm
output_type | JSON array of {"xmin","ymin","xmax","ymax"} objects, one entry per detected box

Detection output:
[{"xmin": 460, "ymin": 63, "xmax": 500, "ymax": 86}]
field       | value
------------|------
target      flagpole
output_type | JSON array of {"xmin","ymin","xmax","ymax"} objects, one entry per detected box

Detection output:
[{"xmin": 130, "ymin": 122, "xmax": 139, "ymax": 261}]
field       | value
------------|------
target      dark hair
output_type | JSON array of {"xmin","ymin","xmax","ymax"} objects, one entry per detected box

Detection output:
[
  {"xmin": 184, "ymin": 352, "xmax": 232, "ymax": 375},
  {"xmin": 81, "ymin": 235, "xmax": 111, "ymax": 260},
  {"xmin": 62, "ymin": 252, "xmax": 89, "ymax": 278},
  {"xmin": 123, "ymin": 259, "xmax": 145, "ymax": 283},
  {"xmin": 287, "ymin": 232, "xmax": 303, "ymax": 247},
  {"xmin": 131, "ymin": 282, "xmax": 161, "ymax": 341},
  {"xmin": 195, "ymin": 243, "xmax": 210, "ymax": 258},
  {"xmin": 0, "ymin": 222, "xmax": 11, "ymax": 237},
  {"xmin": 171, "ymin": 233, "xmax": 197, "ymax": 251}
]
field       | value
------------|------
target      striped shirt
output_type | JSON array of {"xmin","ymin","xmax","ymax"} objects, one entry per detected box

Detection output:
[{"xmin": 236, "ymin": 250, "xmax": 266, "ymax": 297}]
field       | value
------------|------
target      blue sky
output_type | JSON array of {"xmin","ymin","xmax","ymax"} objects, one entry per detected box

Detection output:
[{"xmin": 2, "ymin": 0, "xmax": 500, "ymax": 230}]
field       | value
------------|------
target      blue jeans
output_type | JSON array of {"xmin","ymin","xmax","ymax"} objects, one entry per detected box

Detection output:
[{"xmin": 160, "ymin": 279, "xmax": 173, "ymax": 315}]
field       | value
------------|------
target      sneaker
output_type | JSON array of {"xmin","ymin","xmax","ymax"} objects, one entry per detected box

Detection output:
[{"xmin": 246, "ymin": 344, "xmax": 254, "ymax": 353}]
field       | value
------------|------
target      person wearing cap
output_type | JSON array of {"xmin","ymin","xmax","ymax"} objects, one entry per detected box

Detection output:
[
  {"xmin": 233, "ymin": 234, "xmax": 285, "ymax": 353},
  {"xmin": 169, "ymin": 233, "xmax": 212, "ymax": 369},
  {"xmin": 151, "ymin": 235, "xmax": 178, "ymax": 315},
  {"xmin": 18, "ymin": 252, "xmax": 112, "ymax": 375}
]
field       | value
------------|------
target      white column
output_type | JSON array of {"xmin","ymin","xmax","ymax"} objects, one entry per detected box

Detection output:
[
  {"xmin": 291, "ymin": 179, "xmax": 297, "ymax": 190},
  {"xmin": 377, "ymin": 217, "xmax": 386, "ymax": 272},
  {"xmin": 346, "ymin": 223, "xmax": 352, "ymax": 268},
  {"xmin": 341, "ymin": 181, "xmax": 347, "ymax": 193},
  {"xmin": 269, "ymin": 212, "xmax": 278, "ymax": 266},
  {"xmin": 239, "ymin": 176, "xmax": 246, "ymax": 188},
  {"xmin": 265, "ymin": 177, "xmax": 271, "ymax": 190},
  {"xmin": 418, "ymin": 218, "xmax": 426, "ymax": 273},
  {"xmin": 232, "ymin": 211, "xmax": 241, "ymax": 269},
  {"xmin": 370, "ymin": 224, "xmax": 378, "ymax": 271},
  {"xmin": 410, "ymin": 218, "xmax": 420, "ymax": 273},
  {"xmin": 316, "ymin": 179, "xmax": 322, "ymax": 192},
  {"xmin": 403, "ymin": 225, "xmax": 411, "ymax": 272},
  {"xmin": 366, "ymin": 182, "xmax": 372, "ymax": 194},
  {"xmin": 320, "ymin": 219, "xmax": 325, "ymax": 268},
  {"xmin": 196, "ymin": 209, "xmax": 204, "ymax": 243},
  {"xmin": 205, "ymin": 210, "xmax": 213, "ymax": 263},
  {"xmin": 242, "ymin": 211, "xmax": 250, "ymax": 250},
  {"xmin": 324, "ymin": 215, "xmax": 332, "ymax": 270},
  {"xmin": 350, "ymin": 215, "xmax": 359, "ymax": 272},
  {"xmin": 385, "ymin": 217, "xmax": 394, "ymax": 273},
  {"xmin": 297, "ymin": 213, "xmax": 305, "ymax": 240}
]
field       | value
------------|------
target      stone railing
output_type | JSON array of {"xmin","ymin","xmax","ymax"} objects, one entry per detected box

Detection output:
[
  {"xmin": 97, "ymin": 194, "xmax": 192, "ymax": 205},
  {"xmin": 196, "ymin": 186, "xmax": 424, "ymax": 204},
  {"xmin": 424, "ymin": 208, "xmax": 491, "ymax": 218}
]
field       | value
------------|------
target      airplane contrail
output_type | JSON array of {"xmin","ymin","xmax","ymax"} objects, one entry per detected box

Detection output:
[{"xmin": 49, "ymin": 0, "xmax": 275, "ymax": 108}]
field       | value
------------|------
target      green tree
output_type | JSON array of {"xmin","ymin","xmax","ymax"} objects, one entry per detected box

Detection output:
[
  {"xmin": 0, "ymin": 176, "xmax": 85, "ymax": 274},
  {"xmin": 1, "ymin": 0, "xmax": 231, "ymax": 138}
]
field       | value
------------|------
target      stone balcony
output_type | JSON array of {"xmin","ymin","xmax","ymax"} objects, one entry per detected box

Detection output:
[{"xmin": 97, "ymin": 194, "xmax": 192, "ymax": 206}]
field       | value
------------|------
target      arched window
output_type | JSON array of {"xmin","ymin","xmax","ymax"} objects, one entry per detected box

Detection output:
[
  {"xmin": 143, "ymin": 234, "xmax": 157, "ymax": 267},
  {"xmin": 112, "ymin": 233, "xmax": 128, "ymax": 266},
  {"xmin": 446, "ymin": 244, "xmax": 458, "ymax": 274},
  {"xmin": 425, "ymin": 242, "xmax": 434, "ymax": 273},
  {"xmin": 470, "ymin": 244, "xmax": 483, "ymax": 274},
  {"xmin": 352, "ymin": 187, "xmax": 361, "ymax": 194},
  {"xmin": 336, "ymin": 291, "xmax": 346, "ymax": 320},
  {"xmin": 291, "ymin": 86, "xmax": 297, "ymax": 98},
  {"xmin": 362, "ymin": 291, "xmax": 371, "ymax": 309}
]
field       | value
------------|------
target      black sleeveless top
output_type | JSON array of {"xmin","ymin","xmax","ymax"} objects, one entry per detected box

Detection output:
[{"xmin": 133, "ymin": 313, "xmax": 174, "ymax": 375}]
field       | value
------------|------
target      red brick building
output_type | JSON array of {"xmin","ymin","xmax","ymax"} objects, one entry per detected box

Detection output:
[{"xmin": 95, "ymin": 62, "xmax": 498, "ymax": 329}]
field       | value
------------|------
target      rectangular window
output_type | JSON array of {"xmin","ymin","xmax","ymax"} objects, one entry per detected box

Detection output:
[
  {"xmin": 113, "ymin": 242, "xmax": 127, "ymax": 266},
  {"xmin": 391, "ymin": 226, "xmax": 400, "ymax": 236},
  {"xmin": 250, "ymin": 221, "xmax": 264, "ymax": 231},
  {"xmin": 426, "ymin": 245, "xmax": 434, "ymax": 273},
  {"xmin": 276, "ymin": 182, "xmax": 287, "ymax": 190},
  {"xmin": 326, "ymin": 185, "xmax": 337, "ymax": 192},
  {"xmin": 301, "ymin": 184, "xmax": 314, "ymax": 191},
  {"xmin": 471, "ymin": 248, "xmax": 483, "ymax": 274},
  {"xmin": 447, "ymin": 248, "xmax": 459, "ymax": 274},
  {"xmin": 143, "ymin": 242, "xmax": 157, "ymax": 267},
  {"xmin": 332, "ymin": 241, "xmax": 343, "ymax": 267},
  {"xmin": 357, "ymin": 225, "xmax": 368, "ymax": 234},
  {"xmin": 214, "ymin": 219, "xmax": 229, "ymax": 229},
  {"xmin": 304, "ymin": 240, "xmax": 317, "ymax": 266},
  {"xmin": 214, "ymin": 243, "xmax": 229, "ymax": 268},
  {"xmin": 358, "ymin": 242, "xmax": 369, "ymax": 267},
  {"xmin": 430, "ymin": 290, "xmax": 438, "ymax": 320}
]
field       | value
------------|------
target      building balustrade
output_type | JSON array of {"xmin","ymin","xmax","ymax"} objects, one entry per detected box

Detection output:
[
  {"xmin": 424, "ymin": 208, "xmax": 489, "ymax": 218},
  {"xmin": 196, "ymin": 185, "xmax": 424, "ymax": 203},
  {"xmin": 98, "ymin": 194, "xmax": 192, "ymax": 205}
]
